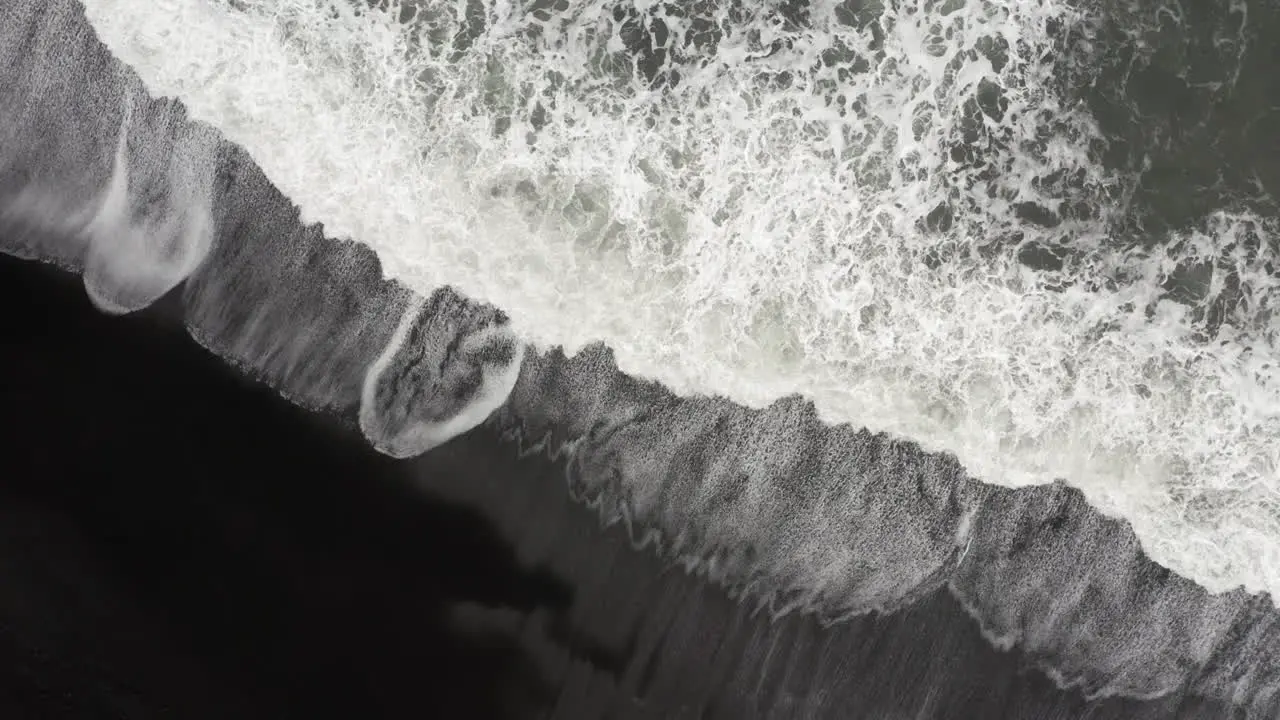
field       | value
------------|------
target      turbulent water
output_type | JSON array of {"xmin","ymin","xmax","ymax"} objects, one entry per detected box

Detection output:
[
  {"xmin": 3, "ymin": 0, "xmax": 1280, "ymax": 715},
  {"xmin": 60, "ymin": 0, "xmax": 1280, "ymax": 598}
]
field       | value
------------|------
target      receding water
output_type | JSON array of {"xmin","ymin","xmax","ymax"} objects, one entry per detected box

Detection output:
[{"xmin": 64, "ymin": 0, "xmax": 1280, "ymax": 600}]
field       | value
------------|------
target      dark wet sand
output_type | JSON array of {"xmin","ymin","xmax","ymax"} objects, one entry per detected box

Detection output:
[
  {"xmin": 0, "ymin": 254, "xmax": 568, "ymax": 718},
  {"xmin": 0, "ymin": 251, "xmax": 1244, "ymax": 719}
]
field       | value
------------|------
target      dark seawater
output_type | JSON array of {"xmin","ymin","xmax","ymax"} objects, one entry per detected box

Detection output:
[
  {"xmin": 1076, "ymin": 0, "xmax": 1280, "ymax": 239},
  {"xmin": 0, "ymin": 253, "xmax": 1253, "ymax": 719}
]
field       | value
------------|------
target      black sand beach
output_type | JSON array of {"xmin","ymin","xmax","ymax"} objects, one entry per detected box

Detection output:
[
  {"xmin": 0, "ymin": 253, "xmax": 567, "ymax": 718},
  {"xmin": 0, "ymin": 253, "xmax": 1248, "ymax": 719}
]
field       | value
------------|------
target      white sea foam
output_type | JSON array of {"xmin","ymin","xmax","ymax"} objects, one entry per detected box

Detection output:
[
  {"xmin": 82, "ymin": 94, "xmax": 218, "ymax": 313},
  {"xmin": 1, "ymin": 70, "xmax": 217, "ymax": 310},
  {"xmin": 360, "ymin": 291, "xmax": 526, "ymax": 457},
  {"xmin": 79, "ymin": 0, "xmax": 1280, "ymax": 598}
]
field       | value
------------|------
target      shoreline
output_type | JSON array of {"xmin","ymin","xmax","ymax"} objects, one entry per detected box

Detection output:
[
  {"xmin": 1, "ymin": 1, "xmax": 1277, "ymax": 714},
  {"xmin": 0, "ymin": 250, "xmax": 1245, "ymax": 719}
]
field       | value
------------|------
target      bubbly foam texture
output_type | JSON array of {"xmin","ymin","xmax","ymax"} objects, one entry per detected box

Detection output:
[
  {"xmin": 0, "ymin": 57, "xmax": 218, "ymax": 311},
  {"xmin": 80, "ymin": 0, "xmax": 1280, "ymax": 596},
  {"xmin": 360, "ymin": 287, "xmax": 525, "ymax": 457},
  {"xmin": 82, "ymin": 96, "xmax": 218, "ymax": 313}
]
